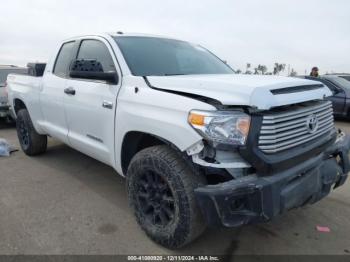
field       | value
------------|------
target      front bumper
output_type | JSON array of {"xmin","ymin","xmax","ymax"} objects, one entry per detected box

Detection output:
[{"xmin": 195, "ymin": 132, "xmax": 350, "ymax": 227}]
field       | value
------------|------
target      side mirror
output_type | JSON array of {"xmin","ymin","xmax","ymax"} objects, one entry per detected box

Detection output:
[
  {"xmin": 69, "ymin": 59, "xmax": 118, "ymax": 84},
  {"xmin": 332, "ymin": 88, "xmax": 340, "ymax": 95}
]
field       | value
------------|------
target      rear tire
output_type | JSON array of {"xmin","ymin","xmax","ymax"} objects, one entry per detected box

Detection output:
[
  {"xmin": 16, "ymin": 109, "xmax": 47, "ymax": 156},
  {"xmin": 127, "ymin": 145, "xmax": 207, "ymax": 249}
]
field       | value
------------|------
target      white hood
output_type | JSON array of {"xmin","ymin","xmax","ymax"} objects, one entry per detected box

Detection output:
[{"xmin": 147, "ymin": 74, "xmax": 332, "ymax": 110}]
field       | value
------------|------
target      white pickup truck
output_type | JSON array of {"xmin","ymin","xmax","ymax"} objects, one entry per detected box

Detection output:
[{"xmin": 7, "ymin": 32, "xmax": 350, "ymax": 248}]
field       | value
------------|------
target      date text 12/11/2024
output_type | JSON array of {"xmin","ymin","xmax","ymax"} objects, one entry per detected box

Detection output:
[{"xmin": 127, "ymin": 255, "xmax": 220, "ymax": 261}]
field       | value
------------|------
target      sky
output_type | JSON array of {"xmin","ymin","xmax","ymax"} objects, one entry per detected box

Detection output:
[{"xmin": 0, "ymin": 0, "xmax": 349, "ymax": 75}]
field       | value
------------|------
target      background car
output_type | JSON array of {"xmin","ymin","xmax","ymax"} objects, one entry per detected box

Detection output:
[
  {"xmin": 0, "ymin": 65, "xmax": 27, "ymax": 121},
  {"xmin": 334, "ymin": 74, "xmax": 350, "ymax": 82},
  {"xmin": 298, "ymin": 75, "xmax": 350, "ymax": 118}
]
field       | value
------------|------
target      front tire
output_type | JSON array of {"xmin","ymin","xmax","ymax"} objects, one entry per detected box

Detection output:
[
  {"xmin": 127, "ymin": 145, "xmax": 207, "ymax": 249},
  {"xmin": 16, "ymin": 109, "xmax": 47, "ymax": 156}
]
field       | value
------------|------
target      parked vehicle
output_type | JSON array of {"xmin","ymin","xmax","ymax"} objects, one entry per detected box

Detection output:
[
  {"xmin": 337, "ymin": 74, "xmax": 350, "ymax": 82},
  {"xmin": 299, "ymin": 75, "xmax": 350, "ymax": 118},
  {"xmin": 0, "ymin": 65, "xmax": 27, "ymax": 120},
  {"xmin": 325, "ymin": 73, "xmax": 350, "ymax": 82},
  {"xmin": 7, "ymin": 33, "xmax": 350, "ymax": 248}
]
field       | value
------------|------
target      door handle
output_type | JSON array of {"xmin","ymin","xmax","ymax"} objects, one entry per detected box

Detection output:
[
  {"xmin": 64, "ymin": 87, "xmax": 76, "ymax": 95},
  {"xmin": 102, "ymin": 101, "xmax": 113, "ymax": 109}
]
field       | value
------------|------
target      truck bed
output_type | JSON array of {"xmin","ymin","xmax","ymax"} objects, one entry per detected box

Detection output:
[{"xmin": 7, "ymin": 73, "xmax": 43, "ymax": 121}]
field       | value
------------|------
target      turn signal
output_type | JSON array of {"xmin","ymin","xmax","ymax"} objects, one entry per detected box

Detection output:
[{"xmin": 188, "ymin": 113, "xmax": 205, "ymax": 126}]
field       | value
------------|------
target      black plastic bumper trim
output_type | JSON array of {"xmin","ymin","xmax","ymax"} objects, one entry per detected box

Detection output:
[{"xmin": 195, "ymin": 133, "xmax": 350, "ymax": 227}]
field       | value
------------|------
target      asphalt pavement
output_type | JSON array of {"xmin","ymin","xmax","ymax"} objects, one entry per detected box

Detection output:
[{"xmin": 0, "ymin": 120, "xmax": 350, "ymax": 256}]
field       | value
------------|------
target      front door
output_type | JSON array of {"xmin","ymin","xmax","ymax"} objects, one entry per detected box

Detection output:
[{"xmin": 64, "ymin": 38, "xmax": 120, "ymax": 165}]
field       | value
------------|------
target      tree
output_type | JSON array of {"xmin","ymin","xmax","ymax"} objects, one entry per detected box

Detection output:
[
  {"xmin": 257, "ymin": 64, "xmax": 268, "ymax": 75},
  {"xmin": 290, "ymin": 68, "xmax": 297, "ymax": 77},
  {"xmin": 235, "ymin": 69, "xmax": 242, "ymax": 74},
  {"xmin": 273, "ymin": 63, "xmax": 286, "ymax": 75},
  {"xmin": 252, "ymin": 64, "xmax": 268, "ymax": 75}
]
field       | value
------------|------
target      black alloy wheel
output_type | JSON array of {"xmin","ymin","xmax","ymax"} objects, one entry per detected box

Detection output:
[{"xmin": 137, "ymin": 170, "xmax": 175, "ymax": 227}]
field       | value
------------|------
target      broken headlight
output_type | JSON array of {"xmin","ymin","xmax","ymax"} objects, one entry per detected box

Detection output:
[{"xmin": 188, "ymin": 110, "xmax": 250, "ymax": 146}]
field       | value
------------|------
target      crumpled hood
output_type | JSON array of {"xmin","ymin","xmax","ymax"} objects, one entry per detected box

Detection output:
[{"xmin": 147, "ymin": 74, "xmax": 332, "ymax": 110}]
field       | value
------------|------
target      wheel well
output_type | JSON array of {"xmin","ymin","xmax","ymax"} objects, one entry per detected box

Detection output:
[
  {"xmin": 121, "ymin": 132, "xmax": 171, "ymax": 175},
  {"xmin": 14, "ymin": 99, "xmax": 27, "ymax": 114},
  {"xmin": 120, "ymin": 132, "xmax": 234, "ymax": 184}
]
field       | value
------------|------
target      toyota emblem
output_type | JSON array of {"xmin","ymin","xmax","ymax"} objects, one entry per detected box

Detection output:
[{"xmin": 306, "ymin": 114, "xmax": 319, "ymax": 133}]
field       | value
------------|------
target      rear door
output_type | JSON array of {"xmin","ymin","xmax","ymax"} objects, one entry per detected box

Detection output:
[
  {"xmin": 40, "ymin": 41, "xmax": 76, "ymax": 143},
  {"xmin": 64, "ymin": 37, "xmax": 121, "ymax": 165}
]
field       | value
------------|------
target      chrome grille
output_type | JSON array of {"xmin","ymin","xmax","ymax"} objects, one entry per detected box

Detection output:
[{"xmin": 258, "ymin": 100, "xmax": 335, "ymax": 153}]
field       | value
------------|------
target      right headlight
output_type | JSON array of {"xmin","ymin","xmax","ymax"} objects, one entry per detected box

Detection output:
[{"xmin": 188, "ymin": 110, "xmax": 251, "ymax": 146}]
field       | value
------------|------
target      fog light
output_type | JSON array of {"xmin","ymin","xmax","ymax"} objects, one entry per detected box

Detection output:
[{"xmin": 230, "ymin": 198, "xmax": 246, "ymax": 211}]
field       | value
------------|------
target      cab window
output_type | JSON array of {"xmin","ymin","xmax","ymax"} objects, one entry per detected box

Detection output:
[
  {"xmin": 53, "ymin": 41, "xmax": 75, "ymax": 77},
  {"xmin": 77, "ymin": 40, "xmax": 115, "ymax": 72}
]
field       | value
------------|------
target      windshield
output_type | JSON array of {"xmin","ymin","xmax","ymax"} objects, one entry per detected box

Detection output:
[
  {"xmin": 114, "ymin": 36, "xmax": 234, "ymax": 76},
  {"xmin": 326, "ymin": 76, "xmax": 350, "ymax": 90},
  {"xmin": 339, "ymin": 75, "xmax": 350, "ymax": 82}
]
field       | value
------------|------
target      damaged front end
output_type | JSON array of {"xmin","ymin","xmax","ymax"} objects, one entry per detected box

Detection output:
[
  {"xmin": 191, "ymin": 132, "xmax": 350, "ymax": 227},
  {"xmin": 186, "ymin": 100, "xmax": 350, "ymax": 227}
]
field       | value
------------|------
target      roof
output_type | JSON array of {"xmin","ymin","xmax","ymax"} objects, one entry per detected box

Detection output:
[
  {"xmin": 62, "ymin": 32, "xmax": 186, "ymax": 43},
  {"xmin": 325, "ymin": 73, "xmax": 350, "ymax": 76},
  {"xmin": 297, "ymin": 75, "xmax": 344, "ymax": 80},
  {"xmin": 108, "ymin": 32, "xmax": 181, "ymax": 40},
  {"xmin": 322, "ymin": 75, "xmax": 341, "ymax": 79}
]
